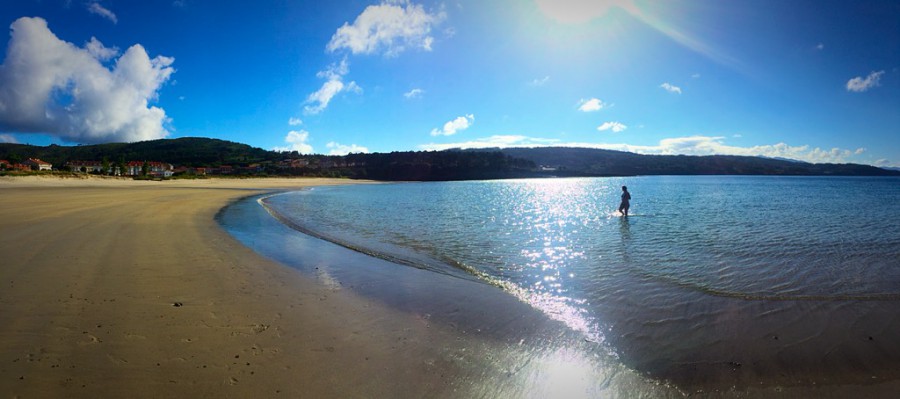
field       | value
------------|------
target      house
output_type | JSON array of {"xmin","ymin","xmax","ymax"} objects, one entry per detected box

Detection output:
[
  {"xmin": 23, "ymin": 158, "xmax": 52, "ymax": 171},
  {"xmin": 124, "ymin": 161, "xmax": 174, "ymax": 177},
  {"xmin": 66, "ymin": 160, "xmax": 105, "ymax": 173}
]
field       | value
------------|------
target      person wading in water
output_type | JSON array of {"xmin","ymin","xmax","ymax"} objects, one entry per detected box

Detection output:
[{"xmin": 618, "ymin": 186, "xmax": 631, "ymax": 216}]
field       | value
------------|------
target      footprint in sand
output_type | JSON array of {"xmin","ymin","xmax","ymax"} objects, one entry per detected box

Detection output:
[{"xmin": 78, "ymin": 334, "xmax": 101, "ymax": 346}]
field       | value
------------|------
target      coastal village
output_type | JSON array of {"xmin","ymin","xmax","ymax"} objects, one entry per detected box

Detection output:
[{"xmin": 0, "ymin": 157, "xmax": 356, "ymax": 178}]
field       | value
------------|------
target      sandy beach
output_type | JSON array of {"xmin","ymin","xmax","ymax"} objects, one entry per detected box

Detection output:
[
  {"xmin": 0, "ymin": 176, "xmax": 560, "ymax": 398},
  {"xmin": 6, "ymin": 175, "xmax": 899, "ymax": 398}
]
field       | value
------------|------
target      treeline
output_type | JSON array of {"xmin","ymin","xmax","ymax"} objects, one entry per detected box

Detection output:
[
  {"xmin": 342, "ymin": 151, "xmax": 536, "ymax": 181},
  {"xmin": 2, "ymin": 138, "xmax": 897, "ymax": 180},
  {"xmin": 0, "ymin": 139, "xmax": 537, "ymax": 181},
  {"xmin": 0, "ymin": 138, "xmax": 272, "ymax": 167},
  {"xmin": 493, "ymin": 147, "xmax": 898, "ymax": 176}
]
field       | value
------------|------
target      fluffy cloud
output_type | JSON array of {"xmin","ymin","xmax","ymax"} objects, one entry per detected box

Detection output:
[
  {"xmin": 85, "ymin": 37, "xmax": 118, "ymax": 61},
  {"xmin": 597, "ymin": 121, "xmax": 627, "ymax": 132},
  {"xmin": 420, "ymin": 135, "xmax": 561, "ymax": 150},
  {"xmin": 87, "ymin": 2, "xmax": 118, "ymax": 24},
  {"xmin": 288, "ymin": 117, "xmax": 303, "ymax": 126},
  {"xmin": 603, "ymin": 137, "xmax": 867, "ymax": 164},
  {"xmin": 577, "ymin": 98, "xmax": 606, "ymax": 112},
  {"xmin": 874, "ymin": 159, "xmax": 899, "ymax": 169},
  {"xmin": 304, "ymin": 59, "xmax": 361, "ymax": 114},
  {"xmin": 0, "ymin": 17, "xmax": 174, "ymax": 144},
  {"xmin": 660, "ymin": 82, "xmax": 682, "ymax": 94},
  {"xmin": 846, "ymin": 71, "xmax": 884, "ymax": 92},
  {"xmin": 326, "ymin": 0, "xmax": 446, "ymax": 57},
  {"xmin": 420, "ymin": 134, "xmax": 866, "ymax": 164},
  {"xmin": 617, "ymin": 136, "xmax": 865, "ymax": 164},
  {"xmin": 403, "ymin": 88, "xmax": 424, "ymax": 99},
  {"xmin": 273, "ymin": 130, "xmax": 314, "ymax": 154},
  {"xmin": 430, "ymin": 114, "xmax": 474, "ymax": 136},
  {"xmin": 326, "ymin": 142, "xmax": 369, "ymax": 155}
]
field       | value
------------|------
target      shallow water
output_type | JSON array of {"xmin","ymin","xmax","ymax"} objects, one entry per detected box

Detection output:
[{"xmin": 223, "ymin": 176, "xmax": 900, "ymax": 395}]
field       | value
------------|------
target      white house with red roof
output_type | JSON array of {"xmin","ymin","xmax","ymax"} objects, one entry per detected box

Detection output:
[{"xmin": 23, "ymin": 158, "xmax": 52, "ymax": 171}]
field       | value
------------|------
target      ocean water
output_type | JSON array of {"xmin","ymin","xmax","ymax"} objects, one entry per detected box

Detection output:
[{"xmin": 225, "ymin": 176, "xmax": 900, "ymax": 393}]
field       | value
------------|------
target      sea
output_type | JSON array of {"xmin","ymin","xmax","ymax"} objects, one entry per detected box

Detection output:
[{"xmin": 219, "ymin": 175, "xmax": 900, "ymax": 396}]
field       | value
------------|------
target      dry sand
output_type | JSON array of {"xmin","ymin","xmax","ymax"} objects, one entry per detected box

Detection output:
[{"xmin": 0, "ymin": 176, "xmax": 531, "ymax": 398}]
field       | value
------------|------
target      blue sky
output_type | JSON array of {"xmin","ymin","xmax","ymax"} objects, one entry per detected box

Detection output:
[{"xmin": 0, "ymin": 0, "xmax": 897, "ymax": 167}]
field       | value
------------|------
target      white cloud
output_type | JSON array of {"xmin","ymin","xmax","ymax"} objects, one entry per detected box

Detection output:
[
  {"xmin": 317, "ymin": 58, "xmax": 349, "ymax": 80},
  {"xmin": 420, "ymin": 135, "xmax": 561, "ymax": 150},
  {"xmin": 0, "ymin": 134, "xmax": 18, "ymax": 143},
  {"xmin": 815, "ymin": 43, "xmax": 824, "ymax": 50},
  {"xmin": 597, "ymin": 121, "xmax": 627, "ymax": 133},
  {"xmin": 577, "ymin": 98, "xmax": 606, "ymax": 112},
  {"xmin": 273, "ymin": 130, "xmax": 314, "ymax": 154},
  {"xmin": 304, "ymin": 59, "xmax": 360, "ymax": 114},
  {"xmin": 288, "ymin": 117, "xmax": 302, "ymax": 126},
  {"xmin": 846, "ymin": 70, "xmax": 884, "ymax": 92},
  {"xmin": 419, "ymin": 134, "xmax": 867, "ymax": 164},
  {"xmin": 0, "ymin": 17, "xmax": 174, "ymax": 144},
  {"xmin": 326, "ymin": 0, "xmax": 446, "ymax": 57},
  {"xmin": 660, "ymin": 82, "xmax": 682, "ymax": 94},
  {"xmin": 87, "ymin": 2, "xmax": 117, "ymax": 24},
  {"xmin": 85, "ymin": 37, "xmax": 118, "ymax": 61},
  {"xmin": 430, "ymin": 114, "xmax": 474, "ymax": 136},
  {"xmin": 691, "ymin": 73, "xmax": 701, "ymax": 79},
  {"xmin": 326, "ymin": 141, "xmax": 369, "ymax": 155},
  {"xmin": 529, "ymin": 76, "xmax": 550, "ymax": 86},
  {"xmin": 874, "ymin": 159, "xmax": 899, "ymax": 169},
  {"xmin": 404, "ymin": 88, "xmax": 424, "ymax": 99}
]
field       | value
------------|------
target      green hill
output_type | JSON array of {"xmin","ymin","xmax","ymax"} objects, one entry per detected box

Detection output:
[
  {"xmin": 491, "ymin": 147, "xmax": 897, "ymax": 177},
  {"xmin": 0, "ymin": 137, "xmax": 273, "ymax": 167},
  {"xmin": 1, "ymin": 138, "xmax": 897, "ymax": 179}
]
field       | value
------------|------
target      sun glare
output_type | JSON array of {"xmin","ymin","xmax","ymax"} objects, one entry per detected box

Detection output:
[{"xmin": 535, "ymin": 0, "xmax": 636, "ymax": 24}]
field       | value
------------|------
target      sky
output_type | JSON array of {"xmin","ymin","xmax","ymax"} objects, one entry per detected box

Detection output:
[{"xmin": 0, "ymin": 0, "xmax": 897, "ymax": 167}]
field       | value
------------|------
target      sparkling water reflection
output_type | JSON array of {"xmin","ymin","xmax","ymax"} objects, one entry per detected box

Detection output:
[{"xmin": 261, "ymin": 176, "xmax": 900, "ymax": 388}]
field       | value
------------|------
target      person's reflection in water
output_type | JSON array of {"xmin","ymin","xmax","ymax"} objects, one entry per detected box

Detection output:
[{"xmin": 618, "ymin": 216, "xmax": 631, "ymax": 263}]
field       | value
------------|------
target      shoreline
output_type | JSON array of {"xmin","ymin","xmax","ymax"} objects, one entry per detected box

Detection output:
[
  {"xmin": 0, "ymin": 176, "xmax": 655, "ymax": 398},
  {"xmin": 3, "ymin": 175, "xmax": 900, "ymax": 398}
]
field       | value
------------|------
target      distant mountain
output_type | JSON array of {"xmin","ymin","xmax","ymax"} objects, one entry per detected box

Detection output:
[
  {"xmin": 484, "ymin": 147, "xmax": 899, "ymax": 177},
  {"xmin": 2, "ymin": 139, "xmax": 897, "ymax": 179}
]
